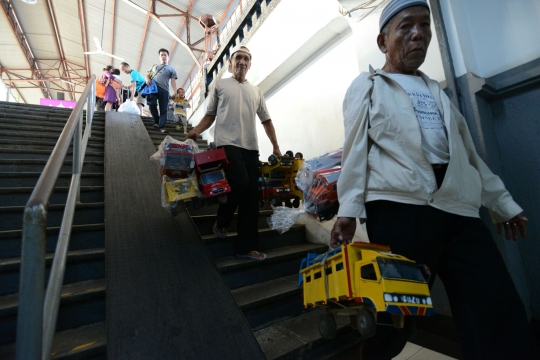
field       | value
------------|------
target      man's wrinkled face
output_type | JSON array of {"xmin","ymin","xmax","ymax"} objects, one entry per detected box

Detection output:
[
  {"xmin": 159, "ymin": 51, "xmax": 169, "ymax": 64},
  {"xmin": 379, "ymin": 6, "xmax": 432, "ymax": 73},
  {"xmin": 229, "ymin": 51, "xmax": 251, "ymax": 78}
]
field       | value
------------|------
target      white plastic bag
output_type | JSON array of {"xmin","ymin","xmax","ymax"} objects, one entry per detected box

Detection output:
[{"xmin": 118, "ymin": 99, "xmax": 140, "ymax": 114}]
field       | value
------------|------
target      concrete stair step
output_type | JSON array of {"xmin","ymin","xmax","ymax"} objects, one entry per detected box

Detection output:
[
  {"xmin": 0, "ymin": 321, "xmax": 106, "ymax": 359},
  {"xmin": 0, "ymin": 159, "xmax": 104, "ymax": 174},
  {"xmin": 0, "ymin": 172, "xmax": 104, "ymax": 188},
  {"xmin": 0, "ymin": 248, "xmax": 105, "ymax": 296},
  {"xmin": 0, "ymin": 127, "xmax": 105, "ymax": 140},
  {"xmin": 254, "ymin": 307, "xmax": 360, "ymax": 360},
  {"xmin": 0, "ymin": 223, "xmax": 105, "ymax": 259},
  {"xmin": 0, "ymin": 185, "xmax": 104, "ymax": 207},
  {"xmin": 215, "ymin": 243, "xmax": 327, "ymax": 290},
  {"xmin": 0, "ymin": 279, "xmax": 106, "ymax": 346},
  {"xmin": 191, "ymin": 209, "xmax": 274, "ymax": 235},
  {"xmin": 0, "ymin": 148, "xmax": 104, "ymax": 161},
  {"xmin": 0, "ymin": 117, "xmax": 105, "ymax": 132},
  {"xmin": 232, "ymin": 274, "xmax": 304, "ymax": 330},
  {"xmin": 0, "ymin": 139, "xmax": 104, "ymax": 152},
  {"xmin": 203, "ymin": 225, "xmax": 307, "ymax": 259},
  {"xmin": 0, "ymin": 202, "xmax": 104, "ymax": 232}
]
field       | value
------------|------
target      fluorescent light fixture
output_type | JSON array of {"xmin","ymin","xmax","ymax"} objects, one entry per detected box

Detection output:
[
  {"xmin": 121, "ymin": 0, "xmax": 147, "ymax": 14},
  {"xmin": 20, "ymin": 0, "xmax": 38, "ymax": 4}
]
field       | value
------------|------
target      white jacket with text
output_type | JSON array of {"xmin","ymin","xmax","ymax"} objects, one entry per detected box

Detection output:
[{"xmin": 337, "ymin": 67, "xmax": 522, "ymax": 223}]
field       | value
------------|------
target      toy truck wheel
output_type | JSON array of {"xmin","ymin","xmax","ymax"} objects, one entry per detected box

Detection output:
[
  {"xmin": 285, "ymin": 150, "xmax": 294, "ymax": 157},
  {"xmin": 357, "ymin": 309, "xmax": 376, "ymax": 340},
  {"xmin": 209, "ymin": 142, "xmax": 217, "ymax": 150},
  {"xmin": 259, "ymin": 200, "xmax": 265, "ymax": 208},
  {"xmin": 293, "ymin": 196, "xmax": 300, "ymax": 208},
  {"xmin": 319, "ymin": 314, "xmax": 337, "ymax": 339},
  {"xmin": 217, "ymin": 194, "xmax": 227, "ymax": 204},
  {"xmin": 295, "ymin": 152, "xmax": 303, "ymax": 160},
  {"xmin": 268, "ymin": 154, "xmax": 278, "ymax": 166},
  {"xmin": 192, "ymin": 197, "xmax": 204, "ymax": 210}
]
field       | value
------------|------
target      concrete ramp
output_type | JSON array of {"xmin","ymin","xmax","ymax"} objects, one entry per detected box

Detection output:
[{"xmin": 104, "ymin": 112, "xmax": 264, "ymax": 359}]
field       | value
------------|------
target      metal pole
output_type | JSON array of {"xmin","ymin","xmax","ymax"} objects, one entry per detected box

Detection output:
[
  {"xmin": 73, "ymin": 112, "xmax": 82, "ymax": 202},
  {"xmin": 16, "ymin": 206, "xmax": 47, "ymax": 360},
  {"xmin": 42, "ymin": 174, "xmax": 81, "ymax": 360},
  {"xmin": 6, "ymin": 85, "xmax": 10, "ymax": 102}
]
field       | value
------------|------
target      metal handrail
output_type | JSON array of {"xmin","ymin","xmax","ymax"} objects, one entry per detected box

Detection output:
[{"xmin": 16, "ymin": 75, "xmax": 96, "ymax": 360}]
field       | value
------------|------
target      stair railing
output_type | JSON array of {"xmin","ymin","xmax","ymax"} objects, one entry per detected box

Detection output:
[{"xmin": 16, "ymin": 76, "xmax": 97, "ymax": 360}]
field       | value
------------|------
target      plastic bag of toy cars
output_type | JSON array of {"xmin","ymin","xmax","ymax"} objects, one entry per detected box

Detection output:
[
  {"xmin": 150, "ymin": 136, "xmax": 203, "ymax": 215},
  {"xmin": 267, "ymin": 149, "xmax": 343, "ymax": 234}
]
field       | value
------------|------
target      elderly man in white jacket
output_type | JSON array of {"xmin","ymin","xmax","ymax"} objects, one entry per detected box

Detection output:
[{"xmin": 331, "ymin": 0, "xmax": 537, "ymax": 359}]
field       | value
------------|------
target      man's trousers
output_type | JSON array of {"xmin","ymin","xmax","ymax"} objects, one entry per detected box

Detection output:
[{"xmin": 216, "ymin": 145, "xmax": 260, "ymax": 255}]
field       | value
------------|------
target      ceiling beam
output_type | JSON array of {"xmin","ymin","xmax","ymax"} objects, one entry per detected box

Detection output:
[
  {"xmin": 0, "ymin": 0, "xmax": 51, "ymax": 99},
  {"xmin": 181, "ymin": 0, "xmax": 237, "ymax": 89},
  {"xmin": 169, "ymin": 0, "xmax": 196, "ymax": 58},
  {"xmin": 44, "ymin": 0, "xmax": 74, "ymax": 100},
  {"xmin": 77, "ymin": 0, "xmax": 90, "ymax": 80},
  {"xmin": 136, "ymin": 0, "xmax": 155, "ymax": 71},
  {"xmin": 110, "ymin": 0, "xmax": 116, "ymax": 66}
]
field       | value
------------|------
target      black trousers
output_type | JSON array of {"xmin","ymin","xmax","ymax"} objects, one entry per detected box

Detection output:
[
  {"xmin": 362, "ymin": 199, "xmax": 536, "ymax": 360},
  {"xmin": 216, "ymin": 146, "xmax": 260, "ymax": 255},
  {"xmin": 147, "ymin": 86, "xmax": 169, "ymax": 130}
]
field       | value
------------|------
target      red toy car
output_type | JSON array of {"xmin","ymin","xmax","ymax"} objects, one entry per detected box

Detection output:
[
  {"xmin": 160, "ymin": 142, "xmax": 196, "ymax": 178},
  {"xmin": 306, "ymin": 167, "xmax": 341, "ymax": 221},
  {"xmin": 194, "ymin": 148, "xmax": 231, "ymax": 202}
]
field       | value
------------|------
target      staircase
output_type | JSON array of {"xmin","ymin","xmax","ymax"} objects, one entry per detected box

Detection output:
[
  {"xmin": 0, "ymin": 104, "xmax": 361, "ymax": 359},
  {"xmin": 0, "ymin": 102, "xmax": 106, "ymax": 359}
]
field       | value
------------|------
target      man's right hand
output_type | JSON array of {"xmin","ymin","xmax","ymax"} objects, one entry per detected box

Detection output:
[
  {"xmin": 145, "ymin": 79, "xmax": 152, "ymax": 86},
  {"xmin": 186, "ymin": 130, "xmax": 199, "ymax": 142},
  {"xmin": 130, "ymin": 96, "xmax": 134, "ymax": 102},
  {"xmin": 330, "ymin": 217, "xmax": 357, "ymax": 248}
]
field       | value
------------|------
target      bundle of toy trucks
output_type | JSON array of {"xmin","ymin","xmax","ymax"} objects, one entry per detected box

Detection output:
[
  {"xmin": 150, "ymin": 137, "xmax": 231, "ymax": 215},
  {"xmin": 258, "ymin": 150, "xmax": 304, "ymax": 208}
]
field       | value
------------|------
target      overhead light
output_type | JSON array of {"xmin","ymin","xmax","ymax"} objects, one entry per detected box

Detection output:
[
  {"xmin": 121, "ymin": 0, "xmax": 147, "ymax": 14},
  {"xmin": 20, "ymin": 0, "xmax": 38, "ymax": 4}
]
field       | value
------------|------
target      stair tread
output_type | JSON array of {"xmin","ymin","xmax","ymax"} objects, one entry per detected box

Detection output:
[
  {"xmin": 201, "ymin": 224, "xmax": 303, "ymax": 241},
  {"xmin": 232, "ymin": 274, "xmax": 299, "ymax": 308},
  {"xmin": 254, "ymin": 307, "xmax": 357, "ymax": 360},
  {"xmin": 0, "ymin": 278, "xmax": 105, "ymax": 318},
  {"xmin": 0, "ymin": 223, "xmax": 104, "ymax": 240},
  {"xmin": 215, "ymin": 243, "xmax": 327, "ymax": 271},
  {"xmin": 0, "ymin": 248, "xmax": 104, "ymax": 272},
  {"xmin": 0, "ymin": 321, "xmax": 106, "ymax": 359}
]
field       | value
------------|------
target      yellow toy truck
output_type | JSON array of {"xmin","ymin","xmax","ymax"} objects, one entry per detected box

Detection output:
[
  {"xmin": 300, "ymin": 242, "xmax": 433, "ymax": 340},
  {"xmin": 259, "ymin": 151, "xmax": 304, "ymax": 208}
]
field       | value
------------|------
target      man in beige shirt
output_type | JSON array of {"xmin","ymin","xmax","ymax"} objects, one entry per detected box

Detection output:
[{"xmin": 187, "ymin": 45, "xmax": 281, "ymax": 261}]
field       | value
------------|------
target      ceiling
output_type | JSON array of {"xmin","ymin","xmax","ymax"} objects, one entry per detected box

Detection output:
[{"xmin": 0, "ymin": 0, "xmax": 241, "ymax": 104}]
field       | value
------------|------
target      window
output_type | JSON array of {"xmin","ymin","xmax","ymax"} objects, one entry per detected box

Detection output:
[
  {"xmin": 361, "ymin": 264, "xmax": 378, "ymax": 281},
  {"xmin": 325, "ymin": 267, "xmax": 333, "ymax": 275},
  {"xmin": 306, "ymin": 275, "xmax": 311, "ymax": 283},
  {"xmin": 336, "ymin": 262, "xmax": 344, "ymax": 271},
  {"xmin": 201, "ymin": 171, "xmax": 224, "ymax": 185},
  {"xmin": 376, "ymin": 258, "xmax": 426, "ymax": 282},
  {"xmin": 314, "ymin": 271, "xmax": 322, "ymax": 279}
]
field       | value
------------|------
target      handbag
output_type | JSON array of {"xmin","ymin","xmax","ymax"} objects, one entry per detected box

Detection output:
[
  {"xmin": 95, "ymin": 79, "xmax": 106, "ymax": 98},
  {"xmin": 110, "ymin": 79, "xmax": 122, "ymax": 90},
  {"xmin": 140, "ymin": 65, "xmax": 165, "ymax": 98}
]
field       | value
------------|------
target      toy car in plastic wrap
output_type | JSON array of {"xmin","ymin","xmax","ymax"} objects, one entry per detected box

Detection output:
[
  {"xmin": 194, "ymin": 148, "xmax": 231, "ymax": 203},
  {"xmin": 160, "ymin": 142, "xmax": 196, "ymax": 179},
  {"xmin": 296, "ymin": 149, "xmax": 342, "ymax": 192},
  {"xmin": 299, "ymin": 242, "xmax": 433, "ymax": 341},
  {"xmin": 305, "ymin": 167, "xmax": 341, "ymax": 221},
  {"xmin": 259, "ymin": 151, "xmax": 303, "ymax": 208},
  {"xmin": 163, "ymin": 175, "xmax": 204, "ymax": 215}
]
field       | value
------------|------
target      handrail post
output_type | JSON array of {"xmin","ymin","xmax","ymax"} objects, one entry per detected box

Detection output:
[
  {"xmin": 73, "ymin": 112, "xmax": 82, "ymax": 202},
  {"xmin": 16, "ymin": 206, "xmax": 47, "ymax": 360}
]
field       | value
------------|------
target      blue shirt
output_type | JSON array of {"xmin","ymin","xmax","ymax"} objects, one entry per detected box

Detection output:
[{"xmin": 129, "ymin": 69, "xmax": 145, "ymax": 93}]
